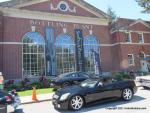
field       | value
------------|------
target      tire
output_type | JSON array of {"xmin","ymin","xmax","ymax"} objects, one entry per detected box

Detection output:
[
  {"xmin": 122, "ymin": 88, "xmax": 133, "ymax": 101},
  {"xmin": 62, "ymin": 82, "xmax": 70, "ymax": 87},
  {"xmin": 69, "ymin": 95, "xmax": 84, "ymax": 111}
]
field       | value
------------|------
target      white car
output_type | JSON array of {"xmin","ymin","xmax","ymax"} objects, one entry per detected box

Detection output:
[{"xmin": 136, "ymin": 75, "xmax": 150, "ymax": 89}]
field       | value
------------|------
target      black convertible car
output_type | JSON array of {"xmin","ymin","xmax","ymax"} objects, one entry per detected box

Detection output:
[
  {"xmin": 52, "ymin": 78, "xmax": 137, "ymax": 111},
  {"xmin": 50, "ymin": 72, "xmax": 96, "ymax": 89}
]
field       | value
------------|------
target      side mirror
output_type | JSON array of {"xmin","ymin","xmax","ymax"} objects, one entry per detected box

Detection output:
[{"xmin": 98, "ymin": 82, "xmax": 103, "ymax": 87}]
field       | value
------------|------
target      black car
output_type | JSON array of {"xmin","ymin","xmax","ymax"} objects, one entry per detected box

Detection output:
[
  {"xmin": 50, "ymin": 72, "xmax": 94, "ymax": 89},
  {"xmin": 0, "ymin": 90, "xmax": 21, "ymax": 112},
  {"xmin": 0, "ymin": 90, "xmax": 12, "ymax": 105},
  {"xmin": 52, "ymin": 78, "xmax": 137, "ymax": 111}
]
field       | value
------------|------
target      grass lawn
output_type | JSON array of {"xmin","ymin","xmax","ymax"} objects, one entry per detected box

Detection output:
[{"xmin": 17, "ymin": 88, "xmax": 54, "ymax": 97}]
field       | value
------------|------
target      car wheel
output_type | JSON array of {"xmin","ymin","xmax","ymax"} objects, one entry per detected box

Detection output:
[
  {"xmin": 122, "ymin": 88, "xmax": 133, "ymax": 101},
  {"xmin": 69, "ymin": 95, "xmax": 84, "ymax": 110},
  {"xmin": 62, "ymin": 82, "xmax": 70, "ymax": 87}
]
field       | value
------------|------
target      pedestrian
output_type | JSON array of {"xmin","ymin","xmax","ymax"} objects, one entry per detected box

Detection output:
[{"xmin": 129, "ymin": 71, "xmax": 135, "ymax": 80}]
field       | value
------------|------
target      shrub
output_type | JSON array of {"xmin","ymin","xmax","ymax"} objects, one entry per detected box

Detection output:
[
  {"xmin": 4, "ymin": 77, "xmax": 52, "ymax": 91},
  {"xmin": 113, "ymin": 72, "xmax": 131, "ymax": 80}
]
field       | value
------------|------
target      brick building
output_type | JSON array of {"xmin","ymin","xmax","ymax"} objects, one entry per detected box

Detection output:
[{"xmin": 0, "ymin": 0, "xmax": 149, "ymax": 80}]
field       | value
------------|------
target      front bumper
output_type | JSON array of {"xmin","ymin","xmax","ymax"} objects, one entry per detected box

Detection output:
[{"xmin": 52, "ymin": 99, "xmax": 69, "ymax": 110}]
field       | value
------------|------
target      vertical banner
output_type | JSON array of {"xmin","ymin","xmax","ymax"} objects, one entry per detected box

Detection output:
[
  {"xmin": 75, "ymin": 29, "xmax": 85, "ymax": 72},
  {"xmin": 45, "ymin": 27, "xmax": 56, "ymax": 76},
  {"xmin": 92, "ymin": 50, "xmax": 102, "ymax": 75}
]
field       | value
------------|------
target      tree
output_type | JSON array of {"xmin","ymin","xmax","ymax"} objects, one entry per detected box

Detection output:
[
  {"xmin": 136, "ymin": 0, "xmax": 150, "ymax": 13},
  {"xmin": 107, "ymin": 7, "xmax": 117, "ymax": 23}
]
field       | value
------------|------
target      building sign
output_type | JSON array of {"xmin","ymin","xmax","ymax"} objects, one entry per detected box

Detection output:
[
  {"xmin": 30, "ymin": 20, "xmax": 93, "ymax": 30},
  {"xmin": 75, "ymin": 29, "xmax": 85, "ymax": 71}
]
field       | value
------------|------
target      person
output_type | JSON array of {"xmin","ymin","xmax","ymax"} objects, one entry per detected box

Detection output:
[
  {"xmin": 147, "ymin": 63, "xmax": 150, "ymax": 72},
  {"xmin": 0, "ymin": 72, "xmax": 4, "ymax": 90},
  {"xmin": 129, "ymin": 71, "xmax": 136, "ymax": 80}
]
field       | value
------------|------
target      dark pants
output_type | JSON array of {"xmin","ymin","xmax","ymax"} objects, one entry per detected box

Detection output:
[{"xmin": 0, "ymin": 104, "xmax": 7, "ymax": 113}]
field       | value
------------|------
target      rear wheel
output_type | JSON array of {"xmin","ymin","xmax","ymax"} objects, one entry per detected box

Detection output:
[
  {"xmin": 69, "ymin": 95, "xmax": 84, "ymax": 110},
  {"xmin": 122, "ymin": 88, "xmax": 133, "ymax": 101}
]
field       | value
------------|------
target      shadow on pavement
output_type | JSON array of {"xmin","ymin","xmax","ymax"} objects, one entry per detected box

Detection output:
[
  {"xmin": 10, "ymin": 109, "xmax": 25, "ymax": 113},
  {"xmin": 57, "ymin": 95, "xmax": 145, "ymax": 113}
]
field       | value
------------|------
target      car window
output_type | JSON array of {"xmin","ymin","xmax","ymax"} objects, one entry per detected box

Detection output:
[
  {"xmin": 66, "ymin": 73, "xmax": 78, "ymax": 78},
  {"xmin": 102, "ymin": 78, "xmax": 115, "ymax": 86},
  {"xmin": 78, "ymin": 72, "xmax": 89, "ymax": 78}
]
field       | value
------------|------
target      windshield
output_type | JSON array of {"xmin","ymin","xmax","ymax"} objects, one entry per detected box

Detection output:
[{"xmin": 80, "ymin": 79, "xmax": 98, "ymax": 88}]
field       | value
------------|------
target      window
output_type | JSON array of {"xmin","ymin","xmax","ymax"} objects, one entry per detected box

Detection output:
[
  {"xmin": 22, "ymin": 32, "xmax": 45, "ymax": 77},
  {"xmin": 125, "ymin": 32, "xmax": 132, "ymax": 43},
  {"xmin": 139, "ymin": 52, "xmax": 145, "ymax": 60},
  {"xmin": 138, "ymin": 33, "xmax": 144, "ymax": 43},
  {"xmin": 84, "ymin": 35, "xmax": 100, "ymax": 73},
  {"xmin": 128, "ymin": 54, "xmax": 135, "ymax": 66},
  {"xmin": 55, "ymin": 34, "xmax": 75, "ymax": 75},
  {"xmin": 58, "ymin": 1, "xmax": 69, "ymax": 12}
]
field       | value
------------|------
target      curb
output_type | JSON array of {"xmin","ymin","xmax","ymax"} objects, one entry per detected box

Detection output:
[{"xmin": 21, "ymin": 99, "xmax": 52, "ymax": 105}]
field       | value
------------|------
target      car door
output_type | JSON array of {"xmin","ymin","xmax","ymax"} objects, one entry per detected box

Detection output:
[
  {"xmin": 77, "ymin": 72, "xmax": 89, "ymax": 82},
  {"xmin": 85, "ymin": 80, "xmax": 121, "ymax": 103},
  {"xmin": 66, "ymin": 73, "xmax": 79, "ymax": 84}
]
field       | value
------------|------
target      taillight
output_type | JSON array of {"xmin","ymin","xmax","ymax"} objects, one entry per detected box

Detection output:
[{"xmin": 5, "ymin": 96, "xmax": 11, "ymax": 102}]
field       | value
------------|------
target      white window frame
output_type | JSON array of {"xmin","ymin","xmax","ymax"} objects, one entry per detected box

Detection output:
[
  {"xmin": 128, "ymin": 54, "xmax": 135, "ymax": 66},
  {"xmin": 125, "ymin": 32, "xmax": 132, "ymax": 43},
  {"xmin": 138, "ymin": 33, "xmax": 144, "ymax": 44}
]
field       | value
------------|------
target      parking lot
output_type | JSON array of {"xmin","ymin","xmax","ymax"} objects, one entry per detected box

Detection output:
[{"xmin": 9, "ymin": 87, "xmax": 149, "ymax": 113}]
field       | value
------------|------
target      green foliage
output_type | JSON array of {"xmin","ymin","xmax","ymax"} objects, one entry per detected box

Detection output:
[
  {"xmin": 107, "ymin": 7, "xmax": 117, "ymax": 23},
  {"xmin": 113, "ymin": 72, "xmax": 132, "ymax": 80},
  {"xmin": 18, "ymin": 88, "xmax": 54, "ymax": 97},
  {"xmin": 4, "ymin": 77, "xmax": 52, "ymax": 91},
  {"xmin": 136, "ymin": 0, "xmax": 150, "ymax": 13}
]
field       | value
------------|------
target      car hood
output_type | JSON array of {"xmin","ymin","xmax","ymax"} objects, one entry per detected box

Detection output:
[{"xmin": 55, "ymin": 85, "xmax": 86, "ymax": 95}]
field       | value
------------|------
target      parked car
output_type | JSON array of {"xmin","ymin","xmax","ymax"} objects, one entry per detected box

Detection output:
[
  {"xmin": 52, "ymin": 78, "xmax": 137, "ymax": 111},
  {"xmin": 136, "ymin": 75, "xmax": 150, "ymax": 89},
  {"xmin": 50, "ymin": 72, "xmax": 98, "ymax": 89},
  {"xmin": 0, "ymin": 89, "xmax": 21, "ymax": 112}
]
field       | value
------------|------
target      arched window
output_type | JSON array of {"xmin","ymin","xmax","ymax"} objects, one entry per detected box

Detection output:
[
  {"xmin": 22, "ymin": 32, "xmax": 45, "ymax": 77},
  {"xmin": 55, "ymin": 34, "xmax": 75, "ymax": 74},
  {"xmin": 84, "ymin": 35, "xmax": 100, "ymax": 73}
]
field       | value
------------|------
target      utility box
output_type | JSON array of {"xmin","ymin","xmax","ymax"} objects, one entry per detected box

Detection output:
[{"xmin": 0, "ymin": 72, "xmax": 4, "ymax": 90}]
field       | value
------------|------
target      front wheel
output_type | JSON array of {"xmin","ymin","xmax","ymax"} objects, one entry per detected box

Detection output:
[
  {"xmin": 69, "ymin": 95, "xmax": 84, "ymax": 110},
  {"xmin": 122, "ymin": 88, "xmax": 133, "ymax": 101}
]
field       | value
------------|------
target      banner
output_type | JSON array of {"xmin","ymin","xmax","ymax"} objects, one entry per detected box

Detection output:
[
  {"xmin": 75, "ymin": 29, "xmax": 85, "ymax": 72},
  {"xmin": 92, "ymin": 50, "xmax": 102, "ymax": 75},
  {"xmin": 45, "ymin": 27, "xmax": 56, "ymax": 76}
]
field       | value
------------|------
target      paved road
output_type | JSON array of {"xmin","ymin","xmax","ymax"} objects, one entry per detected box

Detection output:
[{"xmin": 10, "ymin": 87, "xmax": 150, "ymax": 113}]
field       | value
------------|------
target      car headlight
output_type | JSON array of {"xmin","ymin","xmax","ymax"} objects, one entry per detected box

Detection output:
[{"xmin": 59, "ymin": 93, "xmax": 70, "ymax": 101}]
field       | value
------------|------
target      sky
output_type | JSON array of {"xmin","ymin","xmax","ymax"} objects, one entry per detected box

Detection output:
[{"xmin": 0, "ymin": 0, "xmax": 149, "ymax": 21}]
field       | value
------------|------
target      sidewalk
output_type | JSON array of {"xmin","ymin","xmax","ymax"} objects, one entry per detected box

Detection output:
[{"xmin": 20, "ymin": 93, "xmax": 54, "ymax": 105}]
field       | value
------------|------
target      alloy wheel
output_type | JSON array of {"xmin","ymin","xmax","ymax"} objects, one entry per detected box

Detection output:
[
  {"xmin": 122, "ymin": 88, "xmax": 133, "ymax": 100},
  {"xmin": 70, "ymin": 95, "xmax": 84, "ymax": 110}
]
